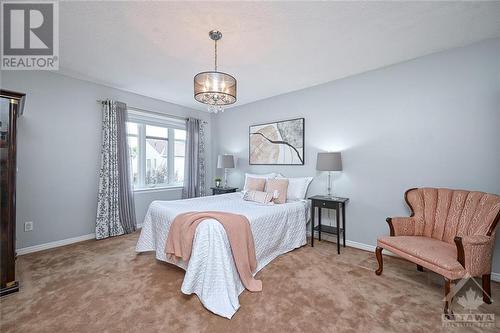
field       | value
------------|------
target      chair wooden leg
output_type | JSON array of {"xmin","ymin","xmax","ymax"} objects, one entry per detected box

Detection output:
[
  {"xmin": 444, "ymin": 277, "xmax": 453, "ymax": 318},
  {"xmin": 482, "ymin": 274, "xmax": 492, "ymax": 304},
  {"xmin": 417, "ymin": 265, "xmax": 424, "ymax": 272},
  {"xmin": 375, "ymin": 246, "xmax": 383, "ymax": 275}
]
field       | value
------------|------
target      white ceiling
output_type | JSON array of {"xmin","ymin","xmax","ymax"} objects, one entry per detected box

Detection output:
[{"xmin": 59, "ymin": 1, "xmax": 500, "ymax": 111}]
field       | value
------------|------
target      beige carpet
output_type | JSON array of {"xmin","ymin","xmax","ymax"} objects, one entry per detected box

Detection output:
[{"xmin": 1, "ymin": 232, "xmax": 499, "ymax": 332}]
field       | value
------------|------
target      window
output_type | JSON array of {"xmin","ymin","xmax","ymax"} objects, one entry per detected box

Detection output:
[
  {"xmin": 126, "ymin": 114, "xmax": 186, "ymax": 190},
  {"xmin": 145, "ymin": 124, "xmax": 168, "ymax": 186},
  {"xmin": 174, "ymin": 129, "xmax": 185, "ymax": 184}
]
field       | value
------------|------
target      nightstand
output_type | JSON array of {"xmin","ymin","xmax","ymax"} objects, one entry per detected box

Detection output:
[
  {"xmin": 211, "ymin": 187, "xmax": 238, "ymax": 195},
  {"xmin": 308, "ymin": 195, "xmax": 349, "ymax": 254}
]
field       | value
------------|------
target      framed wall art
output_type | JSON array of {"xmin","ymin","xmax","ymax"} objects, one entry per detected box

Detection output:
[{"xmin": 249, "ymin": 118, "xmax": 305, "ymax": 165}]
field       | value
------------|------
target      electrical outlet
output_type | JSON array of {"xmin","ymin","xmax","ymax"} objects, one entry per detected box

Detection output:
[{"xmin": 24, "ymin": 221, "xmax": 33, "ymax": 232}]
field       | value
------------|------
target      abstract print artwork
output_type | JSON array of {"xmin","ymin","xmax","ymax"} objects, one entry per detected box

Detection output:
[{"xmin": 249, "ymin": 118, "xmax": 304, "ymax": 165}]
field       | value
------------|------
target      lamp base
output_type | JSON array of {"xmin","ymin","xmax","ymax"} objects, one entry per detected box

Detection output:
[{"xmin": 327, "ymin": 171, "xmax": 333, "ymax": 197}]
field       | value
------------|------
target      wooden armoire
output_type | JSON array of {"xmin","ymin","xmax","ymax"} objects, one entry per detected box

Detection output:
[{"xmin": 1, "ymin": 90, "xmax": 25, "ymax": 297}]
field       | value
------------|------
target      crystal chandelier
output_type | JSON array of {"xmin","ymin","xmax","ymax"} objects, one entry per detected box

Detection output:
[{"xmin": 194, "ymin": 30, "xmax": 237, "ymax": 113}]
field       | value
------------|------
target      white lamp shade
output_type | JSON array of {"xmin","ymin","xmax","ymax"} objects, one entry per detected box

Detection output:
[
  {"xmin": 316, "ymin": 152, "xmax": 342, "ymax": 171},
  {"xmin": 217, "ymin": 154, "xmax": 235, "ymax": 168}
]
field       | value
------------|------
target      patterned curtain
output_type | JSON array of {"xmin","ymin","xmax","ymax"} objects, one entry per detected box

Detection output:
[
  {"xmin": 96, "ymin": 100, "xmax": 136, "ymax": 239},
  {"xmin": 198, "ymin": 121, "xmax": 207, "ymax": 196},
  {"xmin": 182, "ymin": 118, "xmax": 207, "ymax": 198}
]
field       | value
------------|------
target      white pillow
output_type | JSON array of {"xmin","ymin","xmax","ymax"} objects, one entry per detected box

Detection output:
[
  {"xmin": 277, "ymin": 176, "xmax": 313, "ymax": 200},
  {"xmin": 244, "ymin": 173, "xmax": 277, "ymax": 191}
]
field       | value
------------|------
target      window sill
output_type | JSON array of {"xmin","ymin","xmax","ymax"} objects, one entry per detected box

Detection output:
[{"xmin": 133, "ymin": 186, "xmax": 183, "ymax": 193}]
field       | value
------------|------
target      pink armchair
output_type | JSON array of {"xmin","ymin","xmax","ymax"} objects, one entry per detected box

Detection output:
[{"xmin": 375, "ymin": 188, "xmax": 500, "ymax": 314}]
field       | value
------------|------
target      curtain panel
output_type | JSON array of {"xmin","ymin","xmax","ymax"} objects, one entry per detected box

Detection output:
[
  {"xmin": 198, "ymin": 120, "xmax": 207, "ymax": 197},
  {"xmin": 96, "ymin": 100, "xmax": 137, "ymax": 239},
  {"xmin": 183, "ymin": 118, "xmax": 207, "ymax": 198}
]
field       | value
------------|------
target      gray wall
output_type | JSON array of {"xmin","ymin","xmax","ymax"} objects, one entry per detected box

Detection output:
[
  {"xmin": 214, "ymin": 39, "xmax": 500, "ymax": 273},
  {"xmin": 1, "ymin": 39, "xmax": 498, "ymax": 274},
  {"xmin": 1, "ymin": 71, "xmax": 214, "ymax": 249}
]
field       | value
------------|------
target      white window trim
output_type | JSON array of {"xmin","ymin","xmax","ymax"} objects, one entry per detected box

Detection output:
[
  {"xmin": 133, "ymin": 185, "xmax": 183, "ymax": 194},
  {"xmin": 128, "ymin": 109, "xmax": 185, "ymax": 129},
  {"xmin": 127, "ymin": 111, "xmax": 186, "ymax": 191}
]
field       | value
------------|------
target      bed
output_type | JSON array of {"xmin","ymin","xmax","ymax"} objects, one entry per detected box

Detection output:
[{"xmin": 135, "ymin": 192, "xmax": 310, "ymax": 319}]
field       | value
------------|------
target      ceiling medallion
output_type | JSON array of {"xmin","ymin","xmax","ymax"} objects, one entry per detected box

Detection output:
[{"xmin": 194, "ymin": 30, "xmax": 237, "ymax": 113}]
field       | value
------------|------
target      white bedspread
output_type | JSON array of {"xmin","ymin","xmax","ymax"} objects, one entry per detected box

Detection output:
[{"xmin": 135, "ymin": 192, "xmax": 309, "ymax": 319}]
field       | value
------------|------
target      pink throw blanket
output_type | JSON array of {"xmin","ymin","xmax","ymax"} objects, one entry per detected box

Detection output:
[{"xmin": 165, "ymin": 211, "xmax": 262, "ymax": 292}]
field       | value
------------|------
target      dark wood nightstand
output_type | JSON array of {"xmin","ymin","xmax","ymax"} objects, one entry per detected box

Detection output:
[
  {"xmin": 211, "ymin": 187, "xmax": 238, "ymax": 195},
  {"xmin": 308, "ymin": 195, "xmax": 349, "ymax": 254}
]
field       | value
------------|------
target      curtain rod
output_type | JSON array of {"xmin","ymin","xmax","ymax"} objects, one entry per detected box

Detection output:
[{"xmin": 96, "ymin": 100, "xmax": 207, "ymax": 123}]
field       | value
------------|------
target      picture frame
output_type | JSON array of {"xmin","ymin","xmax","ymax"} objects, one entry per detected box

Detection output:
[{"xmin": 249, "ymin": 117, "xmax": 305, "ymax": 165}]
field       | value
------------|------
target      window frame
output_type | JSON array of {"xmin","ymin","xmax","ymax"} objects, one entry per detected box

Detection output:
[{"xmin": 126, "ymin": 114, "xmax": 186, "ymax": 191}]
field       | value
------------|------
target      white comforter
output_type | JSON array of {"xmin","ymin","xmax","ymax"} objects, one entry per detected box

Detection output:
[{"xmin": 135, "ymin": 192, "xmax": 309, "ymax": 319}]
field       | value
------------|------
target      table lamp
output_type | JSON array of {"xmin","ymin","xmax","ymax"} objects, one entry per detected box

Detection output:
[
  {"xmin": 316, "ymin": 152, "xmax": 342, "ymax": 197},
  {"xmin": 217, "ymin": 154, "xmax": 235, "ymax": 187}
]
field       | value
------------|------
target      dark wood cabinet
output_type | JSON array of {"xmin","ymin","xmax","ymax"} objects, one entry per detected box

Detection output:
[{"xmin": 1, "ymin": 90, "xmax": 25, "ymax": 297}]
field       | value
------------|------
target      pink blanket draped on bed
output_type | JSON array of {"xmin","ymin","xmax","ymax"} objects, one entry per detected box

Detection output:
[{"xmin": 165, "ymin": 211, "xmax": 263, "ymax": 292}]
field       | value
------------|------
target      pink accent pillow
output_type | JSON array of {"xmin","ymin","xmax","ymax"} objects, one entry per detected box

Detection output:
[
  {"xmin": 265, "ymin": 179, "xmax": 289, "ymax": 204},
  {"xmin": 245, "ymin": 177, "xmax": 266, "ymax": 192}
]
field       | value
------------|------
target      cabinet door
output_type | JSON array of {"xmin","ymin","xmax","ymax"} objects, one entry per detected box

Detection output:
[{"xmin": 0, "ymin": 94, "xmax": 19, "ymax": 291}]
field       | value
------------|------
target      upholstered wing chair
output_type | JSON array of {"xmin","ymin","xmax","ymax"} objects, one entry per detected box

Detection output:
[{"xmin": 375, "ymin": 188, "xmax": 500, "ymax": 314}]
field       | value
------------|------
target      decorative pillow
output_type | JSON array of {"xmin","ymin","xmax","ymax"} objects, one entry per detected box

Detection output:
[
  {"xmin": 245, "ymin": 177, "xmax": 266, "ymax": 192},
  {"xmin": 265, "ymin": 178, "xmax": 289, "ymax": 204},
  {"xmin": 277, "ymin": 176, "xmax": 313, "ymax": 200},
  {"xmin": 243, "ymin": 190, "xmax": 274, "ymax": 204},
  {"xmin": 243, "ymin": 173, "xmax": 276, "ymax": 191}
]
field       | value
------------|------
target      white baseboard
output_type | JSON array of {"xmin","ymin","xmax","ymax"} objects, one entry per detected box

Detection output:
[
  {"xmin": 345, "ymin": 239, "xmax": 377, "ymax": 252},
  {"xmin": 16, "ymin": 224, "xmax": 144, "ymax": 256},
  {"xmin": 310, "ymin": 231, "xmax": 500, "ymax": 283},
  {"xmin": 16, "ymin": 233, "xmax": 96, "ymax": 256}
]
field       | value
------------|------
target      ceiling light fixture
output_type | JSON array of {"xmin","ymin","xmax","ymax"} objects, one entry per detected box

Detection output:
[{"xmin": 194, "ymin": 30, "xmax": 237, "ymax": 113}]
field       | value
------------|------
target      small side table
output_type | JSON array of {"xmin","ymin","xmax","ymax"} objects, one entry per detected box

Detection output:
[
  {"xmin": 211, "ymin": 187, "xmax": 238, "ymax": 195},
  {"xmin": 308, "ymin": 195, "xmax": 349, "ymax": 254}
]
